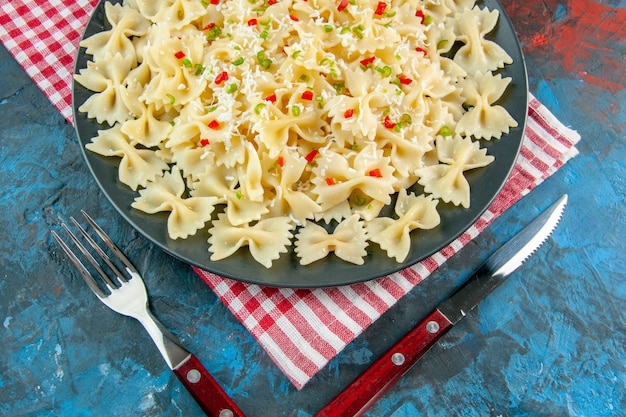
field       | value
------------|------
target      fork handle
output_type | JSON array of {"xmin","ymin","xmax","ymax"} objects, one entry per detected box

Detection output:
[{"xmin": 174, "ymin": 354, "xmax": 246, "ymax": 417}]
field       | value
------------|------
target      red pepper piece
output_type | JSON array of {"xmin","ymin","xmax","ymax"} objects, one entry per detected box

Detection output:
[
  {"xmin": 305, "ymin": 149, "xmax": 319, "ymax": 163},
  {"xmin": 247, "ymin": 18, "xmax": 257, "ymax": 26},
  {"xmin": 415, "ymin": 10, "xmax": 425, "ymax": 24},
  {"xmin": 174, "ymin": 51, "xmax": 186, "ymax": 59},
  {"xmin": 277, "ymin": 156, "xmax": 285, "ymax": 167},
  {"xmin": 214, "ymin": 71, "xmax": 229, "ymax": 85},
  {"xmin": 211, "ymin": 0, "xmax": 219, "ymax": 4},
  {"xmin": 290, "ymin": 14, "xmax": 299, "ymax": 21},
  {"xmin": 325, "ymin": 176, "xmax": 337, "ymax": 186},
  {"xmin": 301, "ymin": 90, "xmax": 314, "ymax": 100},
  {"xmin": 374, "ymin": 2, "xmax": 387, "ymax": 16},
  {"xmin": 264, "ymin": 93, "xmax": 277, "ymax": 103},
  {"xmin": 398, "ymin": 74, "xmax": 413, "ymax": 85},
  {"xmin": 360, "ymin": 56, "xmax": 376, "ymax": 67},
  {"xmin": 208, "ymin": 120, "xmax": 220, "ymax": 130},
  {"xmin": 415, "ymin": 47, "xmax": 427, "ymax": 55},
  {"xmin": 369, "ymin": 168, "xmax": 383, "ymax": 178},
  {"xmin": 344, "ymin": 108, "xmax": 354, "ymax": 118},
  {"xmin": 200, "ymin": 139, "xmax": 210, "ymax": 147},
  {"xmin": 268, "ymin": 0, "xmax": 277, "ymax": 5},
  {"xmin": 337, "ymin": 0, "xmax": 349, "ymax": 12},
  {"xmin": 383, "ymin": 115, "xmax": 396, "ymax": 129}
]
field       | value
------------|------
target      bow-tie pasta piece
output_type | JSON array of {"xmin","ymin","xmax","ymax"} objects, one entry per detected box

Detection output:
[
  {"xmin": 86, "ymin": 125, "xmax": 168, "ymax": 190},
  {"xmin": 261, "ymin": 150, "xmax": 322, "ymax": 223},
  {"xmin": 190, "ymin": 165, "xmax": 269, "ymax": 226},
  {"xmin": 132, "ymin": 167, "xmax": 218, "ymax": 240},
  {"xmin": 75, "ymin": 53, "xmax": 136, "ymax": 126},
  {"xmin": 367, "ymin": 191, "xmax": 440, "ymax": 263},
  {"xmin": 453, "ymin": 6, "xmax": 513, "ymax": 75},
  {"xmin": 295, "ymin": 214, "xmax": 369, "ymax": 265},
  {"xmin": 208, "ymin": 214, "xmax": 295, "ymax": 268},
  {"xmin": 456, "ymin": 71, "xmax": 518, "ymax": 140},
  {"xmin": 79, "ymin": 2, "xmax": 150, "ymax": 61},
  {"xmin": 137, "ymin": 0, "xmax": 207, "ymax": 29},
  {"xmin": 415, "ymin": 135, "xmax": 494, "ymax": 208},
  {"xmin": 121, "ymin": 103, "xmax": 173, "ymax": 148}
]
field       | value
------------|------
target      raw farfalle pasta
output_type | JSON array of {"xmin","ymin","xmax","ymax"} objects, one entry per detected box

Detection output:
[
  {"xmin": 208, "ymin": 213, "xmax": 295, "ymax": 268},
  {"xmin": 367, "ymin": 190, "xmax": 440, "ymax": 262},
  {"xmin": 76, "ymin": 0, "xmax": 518, "ymax": 269},
  {"xmin": 295, "ymin": 214, "xmax": 369, "ymax": 265},
  {"xmin": 132, "ymin": 167, "xmax": 219, "ymax": 239},
  {"xmin": 455, "ymin": 71, "xmax": 519, "ymax": 139},
  {"xmin": 86, "ymin": 124, "xmax": 169, "ymax": 190},
  {"xmin": 415, "ymin": 135, "xmax": 494, "ymax": 208}
]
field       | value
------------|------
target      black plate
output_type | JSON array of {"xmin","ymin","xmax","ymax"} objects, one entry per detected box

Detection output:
[{"xmin": 73, "ymin": 0, "xmax": 527, "ymax": 288}]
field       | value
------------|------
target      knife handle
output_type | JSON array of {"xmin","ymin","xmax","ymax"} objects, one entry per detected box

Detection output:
[
  {"xmin": 173, "ymin": 354, "xmax": 246, "ymax": 417},
  {"xmin": 314, "ymin": 309, "xmax": 453, "ymax": 417}
]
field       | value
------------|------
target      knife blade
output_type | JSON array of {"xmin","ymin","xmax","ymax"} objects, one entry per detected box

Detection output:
[{"xmin": 314, "ymin": 194, "xmax": 568, "ymax": 417}]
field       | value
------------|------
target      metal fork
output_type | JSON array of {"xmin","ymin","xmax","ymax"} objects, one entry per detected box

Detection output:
[{"xmin": 52, "ymin": 210, "xmax": 245, "ymax": 417}]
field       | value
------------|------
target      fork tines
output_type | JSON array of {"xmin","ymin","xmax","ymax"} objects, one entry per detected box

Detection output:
[{"xmin": 52, "ymin": 211, "xmax": 137, "ymax": 298}]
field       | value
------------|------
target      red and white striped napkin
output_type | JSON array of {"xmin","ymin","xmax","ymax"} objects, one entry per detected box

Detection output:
[{"xmin": 1, "ymin": 0, "xmax": 580, "ymax": 389}]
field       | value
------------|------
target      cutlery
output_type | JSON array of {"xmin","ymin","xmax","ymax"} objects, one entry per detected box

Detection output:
[
  {"xmin": 52, "ymin": 211, "xmax": 246, "ymax": 417},
  {"xmin": 315, "ymin": 194, "xmax": 568, "ymax": 417}
]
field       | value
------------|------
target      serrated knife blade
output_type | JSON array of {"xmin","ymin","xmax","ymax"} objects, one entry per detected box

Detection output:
[{"xmin": 315, "ymin": 194, "xmax": 568, "ymax": 417}]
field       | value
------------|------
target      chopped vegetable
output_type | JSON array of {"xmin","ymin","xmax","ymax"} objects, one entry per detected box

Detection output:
[
  {"xmin": 398, "ymin": 74, "xmax": 413, "ymax": 85},
  {"xmin": 194, "ymin": 64, "xmax": 205, "ymax": 75},
  {"xmin": 374, "ymin": 2, "xmax": 387, "ymax": 16},
  {"xmin": 291, "ymin": 105, "xmax": 301, "ymax": 116},
  {"xmin": 254, "ymin": 103, "xmax": 266, "ymax": 114},
  {"xmin": 305, "ymin": 149, "xmax": 318, "ymax": 163},
  {"xmin": 174, "ymin": 51, "xmax": 185, "ymax": 59},
  {"xmin": 344, "ymin": 108, "xmax": 354, "ymax": 118},
  {"xmin": 353, "ymin": 193, "xmax": 367, "ymax": 206},
  {"xmin": 232, "ymin": 57, "xmax": 244, "ymax": 66},
  {"xmin": 200, "ymin": 139, "xmax": 210, "ymax": 146},
  {"xmin": 265, "ymin": 93, "xmax": 277, "ymax": 103},
  {"xmin": 337, "ymin": 0, "xmax": 349, "ymax": 12},
  {"xmin": 438, "ymin": 126, "xmax": 454, "ymax": 136},
  {"xmin": 247, "ymin": 18, "xmax": 258, "ymax": 26},
  {"xmin": 226, "ymin": 83, "xmax": 238, "ymax": 94},
  {"xmin": 206, "ymin": 24, "xmax": 221, "ymax": 40},
  {"xmin": 415, "ymin": 10, "xmax": 425, "ymax": 24},
  {"xmin": 325, "ymin": 176, "xmax": 337, "ymax": 185},
  {"xmin": 269, "ymin": 156, "xmax": 285, "ymax": 172},
  {"xmin": 301, "ymin": 90, "xmax": 314, "ymax": 100},
  {"xmin": 415, "ymin": 46, "xmax": 427, "ymax": 55},
  {"xmin": 383, "ymin": 115, "xmax": 396, "ymax": 129},
  {"xmin": 290, "ymin": 14, "xmax": 299, "ymax": 21},
  {"xmin": 360, "ymin": 56, "xmax": 376, "ymax": 68},
  {"xmin": 369, "ymin": 168, "xmax": 383, "ymax": 178},
  {"xmin": 324, "ymin": 24, "xmax": 334, "ymax": 32},
  {"xmin": 260, "ymin": 58, "xmax": 272, "ymax": 69},
  {"xmin": 375, "ymin": 65, "xmax": 392, "ymax": 77},
  {"xmin": 166, "ymin": 94, "xmax": 175, "ymax": 105},
  {"xmin": 208, "ymin": 120, "xmax": 220, "ymax": 129},
  {"xmin": 214, "ymin": 71, "xmax": 229, "ymax": 85}
]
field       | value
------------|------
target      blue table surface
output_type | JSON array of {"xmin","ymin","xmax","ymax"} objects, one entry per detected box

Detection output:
[{"xmin": 1, "ymin": 0, "xmax": 624, "ymax": 416}]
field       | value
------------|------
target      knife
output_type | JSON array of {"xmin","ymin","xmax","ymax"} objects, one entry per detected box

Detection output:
[{"xmin": 314, "ymin": 194, "xmax": 568, "ymax": 417}]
